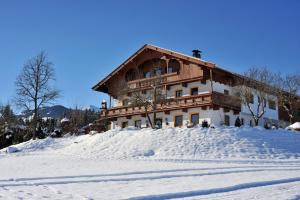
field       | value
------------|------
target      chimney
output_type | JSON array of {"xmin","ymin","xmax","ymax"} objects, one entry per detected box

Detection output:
[{"xmin": 192, "ymin": 49, "xmax": 202, "ymax": 59}]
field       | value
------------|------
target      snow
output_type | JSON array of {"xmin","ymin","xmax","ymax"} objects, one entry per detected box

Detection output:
[
  {"xmin": 60, "ymin": 117, "xmax": 69, "ymax": 123},
  {"xmin": 288, "ymin": 122, "xmax": 300, "ymax": 130},
  {"xmin": 1, "ymin": 126, "xmax": 300, "ymax": 199},
  {"xmin": 6, "ymin": 146, "xmax": 19, "ymax": 153}
]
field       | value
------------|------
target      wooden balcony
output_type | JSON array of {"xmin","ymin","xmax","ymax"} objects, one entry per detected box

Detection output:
[
  {"xmin": 100, "ymin": 92, "xmax": 242, "ymax": 119},
  {"xmin": 211, "ymin": 91, "xmax": 241, "ymax": 111},
  {"xmin": 101, "ymin": 92, "xmax": 213, "ymax": 119},
  {"xmin": 127, "ymin": 72, "xmax": 178, "ymax": 89}
]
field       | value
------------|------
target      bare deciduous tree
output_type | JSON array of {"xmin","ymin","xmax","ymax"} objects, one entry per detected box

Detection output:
[
  {"xmin": 119, "ymin": 76, "xmax": 166, "ymax": 129},
  {"xmin": 274, "ymin": 74, "xmax": 300, "ymax": 124},
  {"xmin": 15, "ymin": 51, "xmax": 60, "ymax": 138},
  {"xmin": 237, "ymin": 67, "xmax": 274, "ymax": 126}
]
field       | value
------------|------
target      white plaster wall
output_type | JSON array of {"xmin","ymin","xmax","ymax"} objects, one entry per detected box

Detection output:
[
  {"xmin": 240, "ymin": 94, "xmax": 278, "ymax": 120},
  {"xmin": 212, "ymin": 81, "xmax": 234, "ymax": 95},
  {"xmin": 166, "ymin": 81, "xmax": 211, "ymax": 98},
  {"xmin": 111, "ymin": 107, "xmax": 241, "ymax": 129}
]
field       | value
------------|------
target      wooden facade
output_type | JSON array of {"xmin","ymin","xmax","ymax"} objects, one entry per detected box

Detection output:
[{"xmin": 93, "ymin": 44, "xmax": 296, "ymax": 127}]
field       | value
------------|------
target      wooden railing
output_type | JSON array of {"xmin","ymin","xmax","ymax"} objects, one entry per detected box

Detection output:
[
  {"xmin": 127, "ymin": 72, "xmax": 178, "ymax": 89},
  {"xmin": 100, "ymin": 92, "xmax": 242, "ymax": 119},
  {"xmin": 101, "ymin": 92, "xmax": 212, "ymax": 118},
  {"xmin": 211, "ymin": 91, "xmax": 241, "ymax": 111}
]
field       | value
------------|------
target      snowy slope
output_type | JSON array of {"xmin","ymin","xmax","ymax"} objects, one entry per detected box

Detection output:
[
  {"xmin": 3, "ymin": 126, "xmax": 300, "ymax": 160},
  {"xmin": 1, "ymin": 127, "xmax": 300, "ymax": 200}
]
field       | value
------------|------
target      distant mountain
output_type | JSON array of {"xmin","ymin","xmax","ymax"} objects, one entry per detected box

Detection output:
[
  {"xmin": 20, "ymin": 105, "xmax": 69, "ymax": 119},
  {"xmin": 19, "ymin": 105, "xmax": 100, "ymax": 120},
  {"xmin": 83, "ymin": 105, "xmax": 100, "ymax": 112}
]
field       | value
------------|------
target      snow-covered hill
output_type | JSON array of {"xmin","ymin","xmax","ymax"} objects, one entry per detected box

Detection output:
[
  {"xmin": 3, "ymin": 126, "xmax": 300, "ymax": 160},
  {"xmin": 1, "ymin": 126, "xmax": 300, "ymax": 200}
]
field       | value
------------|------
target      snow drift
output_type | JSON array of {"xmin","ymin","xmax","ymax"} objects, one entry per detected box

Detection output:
[{"xmin": 2, "ymin": 126, "xmax": 300, "ymax": 160}]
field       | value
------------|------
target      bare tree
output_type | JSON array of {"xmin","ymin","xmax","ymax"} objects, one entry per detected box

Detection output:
[
  {"xmin": 119, "ymin": 76, "xmax": 166, "ymax": 129},
  {"xmin": 237, "ymin": 67, "xmax": 274, "ymax": 126},
  {"xmin": 15, "ymin": 51, "xmax": 60, "ymax": 139},
  {"xmin": 274, "ymin": 74, "xmax": 300, "ymax": 124}
]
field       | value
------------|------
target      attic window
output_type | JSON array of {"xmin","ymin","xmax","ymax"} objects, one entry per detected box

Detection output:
[
  {"xmin": 168, "ymin": 59, "xmax": 180, "ymax": 74},
  {"xmin": 125, "ymin": 69, "xmax": 137, "ymax": 82}
]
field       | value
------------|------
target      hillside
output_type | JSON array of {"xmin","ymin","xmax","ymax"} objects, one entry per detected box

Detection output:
[
  {"xmin": 4, "ymin": 126, "xmax": 300, "ymax": 160},
  {"xmin": 1, "ymin": 126, "xmax": 300, "ymax": 199}
]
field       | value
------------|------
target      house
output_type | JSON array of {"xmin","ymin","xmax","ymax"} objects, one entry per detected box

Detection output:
[{"xmin": 92, "ymin": 44, "xmax": 289, "ymax": 129}]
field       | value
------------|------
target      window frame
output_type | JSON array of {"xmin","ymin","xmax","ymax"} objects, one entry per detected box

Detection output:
[
  {"xmin": 190, "ymin": 87, "xmax": 199, "ymax": 96},
  {"xmin": 121, "ymin": 121, "xmax": 128, "ymax": 128},
  {"xmin": 175, "ymin": 90, "xmax": 183, "ymax": 98},
  {"xmin": 268, "ymin": 99, "xmax": 276, "ymax": 110},
  {"xmin": 174, "ymin": 115, "xmax": 183, "ymax": 127},
  {"xmin": 134, "ymin": 120, "xmax": 142, "ymax": 128},
  {"xmin": 190, "ymin": 113, "xmax": 199, "ymax": 125},
  {"xmin": 224, "ymin": 115, "xmax": 230, "ymax": 126}
]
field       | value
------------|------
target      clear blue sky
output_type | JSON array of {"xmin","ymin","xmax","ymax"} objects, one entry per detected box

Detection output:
[{"xmin": 0, "ymin": 0, "xmax": 299, "ymax": 110}]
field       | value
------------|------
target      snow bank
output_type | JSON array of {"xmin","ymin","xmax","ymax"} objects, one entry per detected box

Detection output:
[
  {"xmin": 6, "ymin": 146, "xmax": 19, "ymax": 153},
  {"xmin": 2, "ymin": 127, "xmax": 300, "ymax": 160},
  {"xmin": 288, "ymin": 122, "xmax": 300, "ymax": 131}
]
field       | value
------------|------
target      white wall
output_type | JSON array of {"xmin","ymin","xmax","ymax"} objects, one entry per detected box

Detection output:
[
  {"xmin": 167, "ymin": 80, "xmax": 211, "ymax": 98},
  {"xmin": 111, "ymin": 107, "xmax": 241, "ymax": 129}
]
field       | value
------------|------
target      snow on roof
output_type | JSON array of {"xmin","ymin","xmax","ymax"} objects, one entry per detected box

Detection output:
[{"xmin": 60, "ymin": 117, "xmax": 70, "ymax": 123}]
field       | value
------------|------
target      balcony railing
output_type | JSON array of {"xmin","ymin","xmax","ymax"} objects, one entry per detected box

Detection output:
[
  {"xmin": 212, "ymin": 91, "xmax": 241, "ymax": 111},
  {"xmin": 101, "ymin": 92, "xmax": 212, "ymax": 118},
  {"xmin": 127, "ymin": 72, "xmax": 178, "ymax": 89},
  {"xmin": 100, "ymin": 91, "xmax": 242, "ymax": 119}
]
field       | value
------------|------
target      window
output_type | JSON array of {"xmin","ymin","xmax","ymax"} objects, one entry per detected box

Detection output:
[
  {"xmin": 175, "ymin": 90, "xmax": 183, "ymax": 97},
  {"xmin": 122, "ymin": 99, "xmax": 129, "ymax": 106},
  {"xmin": 268, "ymin": 100, "xmax": 276, "ymax": 110},
  {"xmin": 121, "ymin": 121, "xmax": 128, "ymax": 128},
  {"xmin": 155, "ymin": 67, "xmax": 162, "ymax": 76},
  {"xmin": 168, "ymin": 59, "xmax": 180, "ymax": 74},
  {"xmin": 190, "ymin": 113, "xmax": 199, "ymax": 125},
  {"xmin": 224, "ymin": 115, "xmax": 230, "ymax": 126},
  {"xmin": 258, "ymin": 97, "xmax": 267, "ymax": 107},
  {"xmin": 144, "ymin": 71, "xmax": 151, "ymax": 78},
  {"xmin": 190, "ymin": 87, "xmax": 198, "ymax": 96},
  {"xmin": 134, "ymin": 120, "xmax": 141, "ymax": 128},
  {"xmin": 248, "ymin": 94, "xmax": 254, "ymax": 104},
  {"xmin": 224, "ymin": 90, "xmax": 229, "ymax": 95},
  {"xmin": 174, "ymin": 115, "xmax": 183, "ymax": 127},
  {"xmin": 168, "ymin": 66, "xmax": 174, "ymax": 73},
  {"xmin": 155, "ymin": 118, "xmax": 162, "ymax": 129}
]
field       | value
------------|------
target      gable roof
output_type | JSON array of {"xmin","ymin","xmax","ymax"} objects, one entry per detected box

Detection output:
[{"xmin": 92, "ymin": 44, "xmax": 216, "ymax": 91}]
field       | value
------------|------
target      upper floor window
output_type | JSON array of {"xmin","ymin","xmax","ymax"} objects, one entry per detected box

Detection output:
[
  {"xmin": 122, "ymin": 99, "xmax": 129, "ymax": 106},
  {"xmin": 144, "ymin": 71, "xmax": 151, "ymax": 78},
  {"xmin": 248, "ymin": 94, "xmax": 254, "ymax": 104},
  {"xmin": 175, "ymin": 90, "xmax": 183, "ymax": 97},
  {"xmin": 155, "ymin": 67, "xmax": 162, "ymax": 76},
  {"xmin": 268, "ymin": 99, "xmax": 276, "ymax": 110},
  {"xmin": 168, "ymin": 59, "xmax": 180, "ymax": 74},
  {"xmin": 125, "ymin": 69, "xmax": 137, "ymax": 82},
  {"xmin": 258, "ymin": 97, "xmax": 267, "ymax": 107},
  {"xmin": 191, "ymin": 87, "xmax": 198, "ymax": 96}
]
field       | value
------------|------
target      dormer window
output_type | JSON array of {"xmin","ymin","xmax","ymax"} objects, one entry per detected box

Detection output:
[{"xmin": 144, "ymin": 71, "xmax": 151, "ymax": 78}]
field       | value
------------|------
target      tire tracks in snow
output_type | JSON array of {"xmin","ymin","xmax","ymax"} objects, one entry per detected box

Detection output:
[
  {"xmin": 0, "ymin": 167, "xmax": 300, "ymax": 187},
  {"xmin": 128, "ymin": 177, "xmax": 300, "ymax": 200}
]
